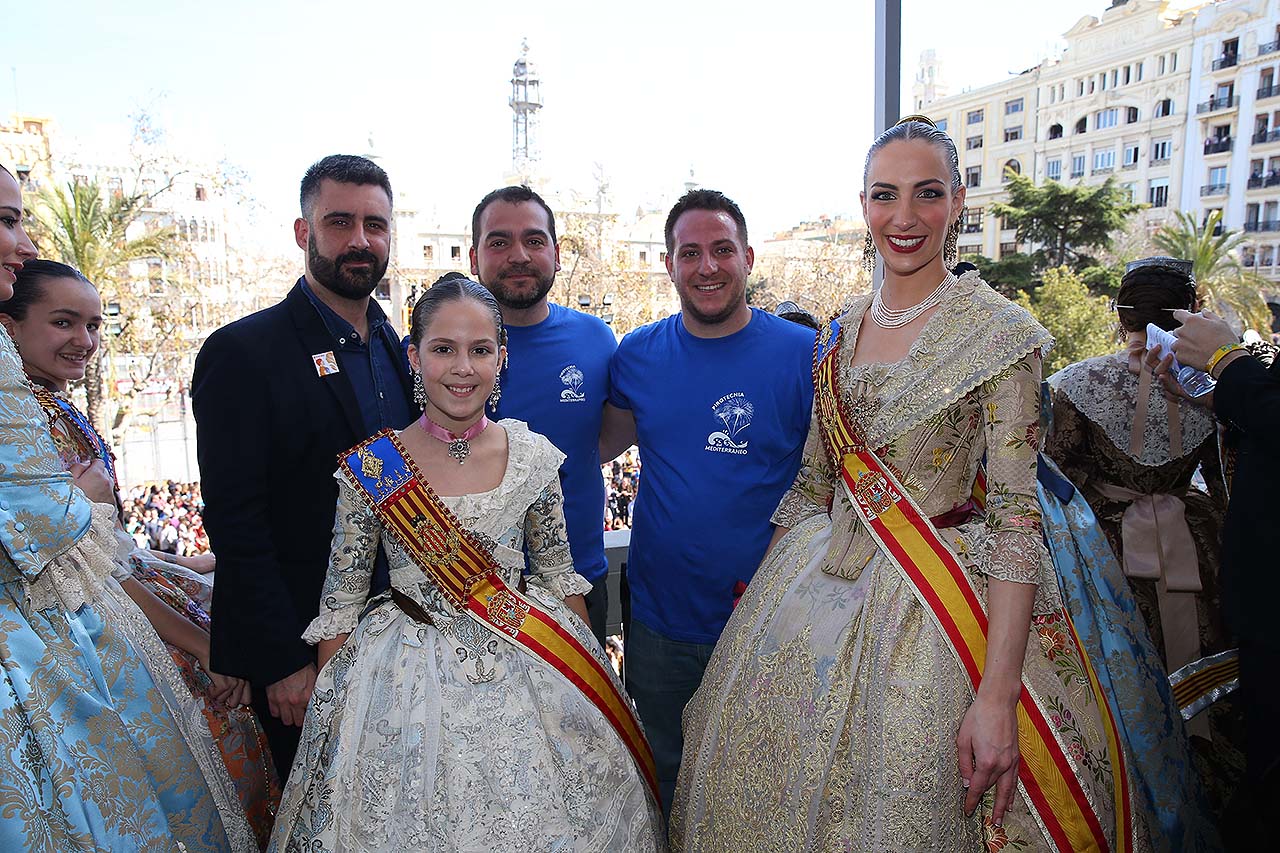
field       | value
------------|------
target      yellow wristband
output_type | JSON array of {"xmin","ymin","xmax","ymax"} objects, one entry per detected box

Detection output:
[{"xmin": 1205, "ymin": 343, "xmax": 1245, "ymax": 377}]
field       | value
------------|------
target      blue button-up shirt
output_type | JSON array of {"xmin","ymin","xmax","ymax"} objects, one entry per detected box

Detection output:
[{"xmin": 301, "ymin": 278, "xmax": 415, "ymax": 595}]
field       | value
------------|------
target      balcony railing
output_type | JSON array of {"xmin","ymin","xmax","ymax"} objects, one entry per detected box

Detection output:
[
  {"xmin": 1244, "ymin": 219, "xmax": 1280, "ymax": 233},
  {"xmin": 1249, "ymin": 174, "xmax": 1265, "ymax": 189},
  {"xmin": 962, "ymin": 223, "xmax": 982, "ymax": 234},
  {"xmin": 1254, "ymin": 129, "xmax": 1280, "ymax": 145},
  {"xmin": 1205, "ymin": 137, "xmax": 1234, "ymax": 154},
  {"xmin": 1121, "ymin": 161, "xmax": 1138, "ymax": 170},
  {"xmin": 1212, "ymin": 54, "xmax": 1239, "ymax": 71},
  {"xmin": 1201, "ymin": 183, "xmax": 1229, "ymax": 197},
  {"xmin": 1197, "ymin": 95, "xmax": 1240, "ymax": 114},
  {"xmin": 1259, "ymin": 84, "xmax": 1280, "ymax": 101},
  {"xmin": 1260, "ymin": 40, "xmax": 1280, "ymax": 57},
  {"xmin": 1248, "ymin": 172, "xmax": 1280, "ymax": 188}
]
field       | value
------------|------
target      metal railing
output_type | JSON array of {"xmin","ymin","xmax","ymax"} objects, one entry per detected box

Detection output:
[
  {"xmin": 1212, "ymin": 54, "xmax": 1239, "ymax": 71},
  {"xmin": 1244, "ymin": 219, "xmax": 1280, "ymax": 233},
  {"xmin": 1259, "ymin": 40, "xmax": 1279, "ymax": 57},
  {"xmin": 1197, "ymin": 95, "xmax": 1240, "ymax": 114},
  {"xmin": 1254, "ymin": 129, "xmax": 1280, "ymax": 145},
  {"xmin": 1204, "ymin": 137, "xmax": 1234, "ymax": 155},
  {"xmin": 962, "ymin": 223, "xmax": 983, "ymax": 234},
  {"xmin": 1201, "ymin": 183, "xmax": 1229, "ymax": 197},
  {"xmin": 1259, "ymin": 84, "xmax": 1280, "ymax": 101}
]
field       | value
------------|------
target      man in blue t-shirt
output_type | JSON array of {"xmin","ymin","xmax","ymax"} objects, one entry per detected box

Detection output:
[
  {"xmin": 470, "ymin": 185, "xmax": 617, "ymax": 646},
  {"xmin": 601, "ymin": 189, "xmax": 815, "ymax": 814}
]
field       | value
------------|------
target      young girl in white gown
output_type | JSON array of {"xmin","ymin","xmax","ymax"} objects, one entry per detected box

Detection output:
[{"xmin": 269, "ymin": 276, "xmax": 664, "ymax": 852}]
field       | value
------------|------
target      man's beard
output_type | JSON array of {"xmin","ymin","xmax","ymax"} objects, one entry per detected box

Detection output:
[
  {"xmin": 485, "ymin": 264, "xmax": 555, "ymax": 310},
  {"xmin": 308, "ymin": 234, "xmax": 387, "ymax": 300}
]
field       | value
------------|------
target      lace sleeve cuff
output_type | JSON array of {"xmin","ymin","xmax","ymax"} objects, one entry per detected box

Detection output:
[
  {"xmin": 771, "ymin": 489, "xmax": 827, "ymax": 529},
  {"xmin": 527, "ymin": 568, "xmax": 594, "ymax": 599},
  {"xmin": 978, "ymin": 529, "xmax": 1043, "ymax": 585},
  {"xmin": 301, "ymin": 605, "xmax": 361, "ymax": 644}
]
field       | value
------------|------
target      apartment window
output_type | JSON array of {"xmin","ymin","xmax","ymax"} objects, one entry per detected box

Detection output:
[
  {"xmin": 1005, "ymin": 98, "xmax": 1024, "ymax": 114},
  {"xmin": 1089, "ymin": 78, "xmax": 1096, "ymax": 94},
  {"xmin": 1126, "ymin": 106, "xmax": 1139, "ymax": 124},
  {"xmin": 1152, "ymin": 138, "xmax": 1172, "ymax": 161},
  {"xmin": 1171, "ymin": 51, "xmax": 1178, "ymax": 72},
  {"xmin": 1078, "ymin": 79, "xmax": 1086, "ymax": 97},
  {"xmin": 1100, "ymin": 72, "xmax": 1109, "ymax": 92},
  {"xmin": 1097, "ymin": 108, "xmax": 1119, "ymax": 129},
  {"xmin": 1047, "ymin": 158, "xmax": 1062, "ymax": 180},
  {"xmin": 1075, "ymin": 117, "xmax": 1088, "ymax": 134},
  {"xmin": 1048, "ymin": 123, "xmax": 1064, "ymax": 140},
  {"xmin": 1209, "ymin": 165, "xmax": 1228, "ymax": 185},
  {"xmin": 422, "ymin": 245, "xmax": 434, "ymax": 261},
  {"xmin": 1121, "ymin": 182, "xmax": 1137, "ymax": 203},
  {"xmin": 1093, "ymin": 150, "xmax": 1116, "ymax": 171},
  {"xmin": 450, "ymin": 245, "xmax": 461, "ymax": 260},
  {"xmin": 965, "ymin": 165, "xmax": 982, "ymax": 187},
  {"xmin": 963, "ymin": 207, "xmax": 984, "ymax": 233},
  {"xmin": 659, "ymin": 251, "xmax": 668, "ymax": 263},
  {"xmin": 1247, "ymin": 202, "xmax": 1261, "ymax": 226},
  {"xmin": 966, "ymin": 135, "xmax": 984, "ymax": 150},
  {"xmin": 1123, "ymin": 145, "xmax": 1140, "ymax": 166},
  {"xmin": 1003, "ymin": 159, "xmax": 1021, "ymax": 181},
  {"xmin": 194, "ymin": 184, "xmax": 207, "ymax": 202},
  {"xmin": 1049, "ymin": 87, "xmax": 1057, "ymax": 105},
  {"xmin": 639, "ymin": 251, "xmax": 647, "ymax": 264},
  {"xmin": 1149, "ymin": 178, "xmax": 1170, "ymax": 207},
  {"xmin": 1111, "ymin": 69, "xmax": 1119, "ymax": 88},
  {"xmin": 967, "ymin": 109, "xmax": 984, "ymax": 124},
  {"xmin": 1000, "ymin": 242, "xmax": 1018, "ymax": 258},
  {"xmin": 1123, "ymin": 65, "xmax": 1132, "ymax": 85},
  {"xmin": 936, "ymin": 118, "xmax": 948, "ymax": 132},
  {"xmin": 959, "ymin": 243, "xmax": 981, "ymax": 257},
  {"xmin": 1071, "ymin": 154, "xmax": 1086, "ymax": 178},
  {"xmin": 1137, "ymin": 62, "xmax": 1144, "ymax": 81},
  {"xmin": 1004, "ymin": 126, "xmax": 1022, "ymax": 143},
  {"xmin": 1159, "ymin": 55, "xmax": 1166, "ymax": 75}
]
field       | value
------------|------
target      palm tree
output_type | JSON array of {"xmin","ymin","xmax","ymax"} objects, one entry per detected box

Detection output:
[
  {"xmin": 1152, "ymin": 210, "xmax": 1272, "ymax": 332},
  {"xmin": 28, "ymin": 178, "xmax": 181, "ymax": 439}
]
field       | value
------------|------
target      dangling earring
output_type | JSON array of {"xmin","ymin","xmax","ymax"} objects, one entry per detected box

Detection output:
[
  {"xmin": 862, "ymin": 231, "xmax": 877, "ymax": 272},
  {"xmin": 487, "ymin": 374, "xmax": 502, "ymax": 411},
  {"xmin": 944, "ymin": 215, "xmax": 962, "ymax": 269},
  {"xmin": 413, "ymin": 372, "xmax": 427, "ymax": 411}
]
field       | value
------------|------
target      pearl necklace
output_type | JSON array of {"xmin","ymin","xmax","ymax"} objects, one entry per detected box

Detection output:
[
  {"xmin": 870, "ymin": 273, "xmax": 957, "ymax": 329},
  {"xmin": 419, "ymin": 414, "xmax": 489, "ymax": 464}
]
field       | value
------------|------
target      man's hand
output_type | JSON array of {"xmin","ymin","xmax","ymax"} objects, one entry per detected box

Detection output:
[
  {"xmin": 266, "ymin": 663, "xmax": 317, "ymax": 727},
  {"xmin": 1167, "ymin": 309, "xmax": 1238, "ymax": 372},
  {"xmin": 69, "ymin": 459, "xmax": 116, "ymax": 505}
]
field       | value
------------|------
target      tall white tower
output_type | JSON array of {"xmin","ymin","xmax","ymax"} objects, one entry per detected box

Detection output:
[
  {"xmin": 912, "ymin": 49, "xmax": 949, "ymax": 112},
  {"xmin": 510, "ymin": 40, "xmax": 542, "ymax": 182}
]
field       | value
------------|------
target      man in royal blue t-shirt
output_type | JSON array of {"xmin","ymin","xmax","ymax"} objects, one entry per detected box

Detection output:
[
  {"xmin": 470, "ymin": 185, "xmax": 617, "ymax": 645},
  {"xmin": 601, "ymin": 189, "xmax": 815, "ymax": 814}
]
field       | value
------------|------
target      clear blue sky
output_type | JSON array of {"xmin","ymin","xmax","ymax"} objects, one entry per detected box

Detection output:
[{"xmin": 3, "ymin": 0, "xmax": 1107, "ymax": 240}]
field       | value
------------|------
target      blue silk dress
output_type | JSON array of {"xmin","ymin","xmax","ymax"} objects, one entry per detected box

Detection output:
[{"xmin": 0, "ymin": 327, "xmax": 253, "ymax": 852}]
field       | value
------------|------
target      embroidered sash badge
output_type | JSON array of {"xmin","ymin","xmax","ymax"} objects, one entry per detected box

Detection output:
[
  {"xmin": 485, "ymin": 588, "xmax": 531, "ymax": 637},
  {"xmin": 313, "ymin": 351, "xmax": 340, "ymax": 377}
]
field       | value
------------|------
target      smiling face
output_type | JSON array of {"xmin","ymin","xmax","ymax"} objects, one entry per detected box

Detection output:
[
  {"xmin": 666, "ymin": 208, "xmax": 755, "ymax": 336},
  {"xmin": 470, "ymin": 200, "xmax": 560, "ymax": 311},
  {"xmin": 294, "ymin": 178, "xmax": 392, "ymax": 300},
  {"xmin": 1, "ymin": 275, "xmax": 103, "ymax": 392},
  {"xmin": 407, "ymin": 296, "xmax": 505, "ymax": 433},
  {"xmin": 0, "ymin": 170, "xmax": 38, "ymax": 299},
  {"xmin": 860, "ymin": 138, "xmax": 966, "ymax": 282}
]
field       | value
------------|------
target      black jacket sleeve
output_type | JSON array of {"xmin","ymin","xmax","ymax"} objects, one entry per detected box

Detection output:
[
  {"xmin": 192, "ymin": 327, "xmax": 314, "ymax": 685},
  {"xmin": 1213, "ymin": 355, "xmax": 1280, "ymax": 436}
]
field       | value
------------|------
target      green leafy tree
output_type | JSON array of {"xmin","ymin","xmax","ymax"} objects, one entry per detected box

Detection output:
[
  {"xmin": 1152, "ymin": 210, "xmax": 1272, "ymax": 332},
  {"xmin": 958, "ymin": 252, "xmax": 1036, "ymax": 297},
  {"xmin": 28, "ymin": 178, "xmax": 185, "ymax": 442},
  {"xmin": 1014, "ymin": 266, "xmax": 1117, "ymax": 375},
  {"xmin": 992, "ymin": 173, "xmax": 1141, "ymax": 270}
]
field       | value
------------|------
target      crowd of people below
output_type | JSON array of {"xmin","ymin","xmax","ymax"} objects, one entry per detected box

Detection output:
[{"xmin": 2, "ymin": 118, "xmax": 1277, "ymax": 853}]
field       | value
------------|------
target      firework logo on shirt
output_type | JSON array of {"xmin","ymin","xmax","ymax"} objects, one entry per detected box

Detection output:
[
  {"xmin": 559, "ymin": 364, "xmax": 586, "ymax": 402},
  {"xmin": 705, "ymin": 392, "xmax": 752, "ymax": 455}
]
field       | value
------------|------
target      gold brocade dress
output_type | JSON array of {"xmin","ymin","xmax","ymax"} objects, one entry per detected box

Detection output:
[{"xmin": 671, "ymin": 274, "xmax": 1149, "ymax": 853}]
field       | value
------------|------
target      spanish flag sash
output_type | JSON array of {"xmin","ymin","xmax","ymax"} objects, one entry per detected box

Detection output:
[
  {"xmin": 814, "ymin": 320, "xmax": 1130, "ymax": 853},
  {"xmin": 338, "ymin": 430, "xmax": 659, "ymax": 804}
]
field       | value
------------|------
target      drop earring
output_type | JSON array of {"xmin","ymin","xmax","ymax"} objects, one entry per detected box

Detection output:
[
  {"xmin": 413, "ymin": 372, "xmax": 427, "ymax": 410},
  {"xmin": 862, "ymin": 231, "xmax": 877, "ymax": 273}
]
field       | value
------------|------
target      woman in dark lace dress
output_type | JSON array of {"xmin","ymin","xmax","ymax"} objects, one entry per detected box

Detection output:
[{"xmin": 1044, "ymin": 256, "xmax": 1243, "ymax": 818}]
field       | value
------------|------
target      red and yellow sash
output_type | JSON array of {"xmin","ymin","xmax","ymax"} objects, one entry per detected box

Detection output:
[
  {"xmin": 339, "ymin": 430, "xmax": 659, "ymax": 804},
  {"xmin": 814, "ymin": 321, "xmax": 1130, "ymax": 853}
]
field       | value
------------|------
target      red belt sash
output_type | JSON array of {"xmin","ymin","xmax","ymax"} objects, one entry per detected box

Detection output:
[
  {"xmin": 339, "ymin": 430, "xmax": 659, "ymax": 804},
  {"xmin": 814, "ymin": 323, "xmax": 1130, "ymax": 853}
]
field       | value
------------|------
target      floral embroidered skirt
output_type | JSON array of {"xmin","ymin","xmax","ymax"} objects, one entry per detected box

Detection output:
[
  {"xmin": 269, "ymin": 587, "xmax": 664, "ymax": 853},
  {"xmin": 671, "ymin": 514, "xmax": 1146, "ymax": 853}
]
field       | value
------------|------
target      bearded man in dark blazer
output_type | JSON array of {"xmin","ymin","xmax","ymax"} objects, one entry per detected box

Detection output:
[{"xmin": 192, "ymin": 154, "xmax": 414, "ymax": 776}]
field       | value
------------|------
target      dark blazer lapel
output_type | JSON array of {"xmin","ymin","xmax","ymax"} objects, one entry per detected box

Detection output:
[{"xmin": 285, "ymin": 281, "xmax": 366, "ymax": 441}]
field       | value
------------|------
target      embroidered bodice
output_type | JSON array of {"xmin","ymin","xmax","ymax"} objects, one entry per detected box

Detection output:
[
  {"xmin": 774, "ymin": 272, "xmax": 1060, "ymax": 607},
  {"xmin": 304, "ymin": 419, "xmax": 590, "ymax": 643}
]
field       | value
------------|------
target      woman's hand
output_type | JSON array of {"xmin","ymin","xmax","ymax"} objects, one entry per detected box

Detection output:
[
  {"xmin": 195, "ymin": 648, "xmax": 251, "ymax": 706},
  {"xmin": 69, "ymin": 459, "xmax": 116, "ymax": 505},
  {"xmin": 957, "ymin": 693, "xmax": 1021, "ymax": 825}
]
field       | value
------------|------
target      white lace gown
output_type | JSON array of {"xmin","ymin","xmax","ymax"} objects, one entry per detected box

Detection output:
[{"xmin": 269, "ymin": 420, "xmax": 665, "ymax": 853}]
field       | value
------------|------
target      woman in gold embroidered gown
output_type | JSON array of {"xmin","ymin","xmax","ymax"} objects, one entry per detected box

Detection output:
[
  {"xmin": 671, "ymin": 120, "xmax": 1148, "ymax": 852},
  {"xmin": 1045, "ymin": 258, "xmax": 1243, "ymax": 817},
  {"xmin": 269, "ymin": 277, "xmax": 663, "ymax": 852},
  {"xmin": 0, "ymin": 259, "xmax": 280, "ymax": 849}
]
